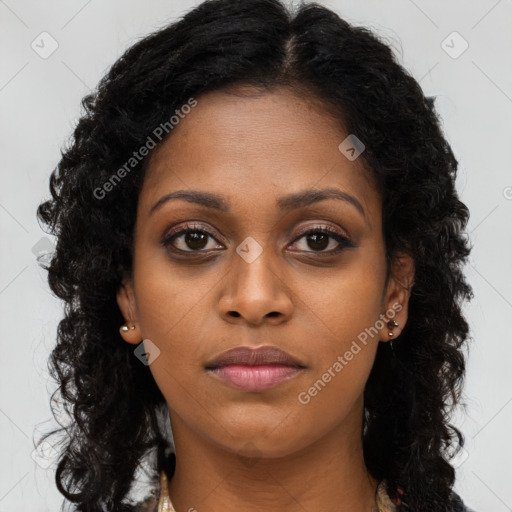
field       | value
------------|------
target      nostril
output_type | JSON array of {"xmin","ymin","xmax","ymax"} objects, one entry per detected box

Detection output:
[{"xmin": 228, "ymin": 311, "xmax": 241, "ymax": 317}]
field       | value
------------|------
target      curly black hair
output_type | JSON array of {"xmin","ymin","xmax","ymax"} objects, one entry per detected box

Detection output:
[{"xmin": 36, "ymin": 0, "xmax": 474, "ymax": 511}]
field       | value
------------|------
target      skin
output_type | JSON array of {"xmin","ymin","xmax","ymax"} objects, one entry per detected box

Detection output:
[{"xmin": 117, "ymin": 85, "xmax": 415, "ymax": 512}]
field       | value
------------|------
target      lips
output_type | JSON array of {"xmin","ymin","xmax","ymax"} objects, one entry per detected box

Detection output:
[
  {"xmin": 204, "ymin": 345, "xmax": 306, "ymax": 369},
  {"xmin": 204, "ymin": 345, "xmax": 306, "ymax": 392}
]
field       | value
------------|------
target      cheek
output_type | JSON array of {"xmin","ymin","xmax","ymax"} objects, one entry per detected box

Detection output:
[
  {"xmin": 296, "ymin": 253, "xmax": 385, "ymax": 348},
  {"xmin": 132, "ymin": 244, "xmax": 216, "ymax": 341},
  {"xmin": 131, "ymin": 247, "xmax": 233, "ymax": 398},
  {"xmin": 291, "ymin": 253, "xmax": 385, "ymax": 396},
  {"xmin": 288, "ymin": 278, "xmax": 382, "ymax": 445}
]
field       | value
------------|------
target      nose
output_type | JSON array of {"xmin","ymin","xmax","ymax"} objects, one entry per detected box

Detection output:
[{"xmin": 217, "ymin": 248, "xmax": 294, "ymax": 326}]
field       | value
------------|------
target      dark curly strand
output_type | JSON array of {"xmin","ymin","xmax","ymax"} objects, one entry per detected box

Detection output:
[{"xmin": 36, "ymin": 0, "xmax": 473, "ymax": 510}]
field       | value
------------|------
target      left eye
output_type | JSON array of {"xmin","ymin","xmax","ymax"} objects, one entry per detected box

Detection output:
[{"xmin": 289, "ymin": 228, "xmax": 351, "ymax": 253}]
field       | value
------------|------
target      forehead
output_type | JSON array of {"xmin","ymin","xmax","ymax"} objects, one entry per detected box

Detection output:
[{"xmin": 139, "ymin": 86, "xmax": 379, "ymax": 218}]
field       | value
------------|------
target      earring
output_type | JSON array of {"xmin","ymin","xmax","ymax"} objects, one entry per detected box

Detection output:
[
  {"xmin": 387, "ymin": 319, "xmax": 399, "ymax": 352},
  {"xmin": 120, "ymin": 323, "xmax": 136, "ymax": 333},
  {"xmin": 387, "ymin": 319, "xmax": 399, "ymax": 337}
]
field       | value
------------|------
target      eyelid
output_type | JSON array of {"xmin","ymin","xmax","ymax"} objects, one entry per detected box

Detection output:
[
  {"xmin": 163, "ymin": 221, "xmax": 224, "ymax": 242},
  {"xmin": 290, "ymin": 223, "xmax": 350, "ymax": 243}
]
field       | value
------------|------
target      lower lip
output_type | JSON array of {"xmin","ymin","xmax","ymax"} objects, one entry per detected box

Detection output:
[{"xmin": 207, "ymin": 365, "xmax": 303, "ymax": 391}]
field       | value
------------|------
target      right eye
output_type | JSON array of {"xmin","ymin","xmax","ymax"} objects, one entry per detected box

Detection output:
[{"xmin": 161, "ymin": 223, "xmax": 225, "ymax": 253}]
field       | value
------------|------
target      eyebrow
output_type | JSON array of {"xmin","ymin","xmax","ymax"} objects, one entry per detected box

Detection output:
[{"xmin": 149, "ymin": 187, "xmax": 366, "ymax": 220}]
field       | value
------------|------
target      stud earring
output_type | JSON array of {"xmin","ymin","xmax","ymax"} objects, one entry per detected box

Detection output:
[
  {"xmin": 387, "ymin": 319, "xmax": 399, "ymax": 337},
  {"xmin": 387, "ymin": 319, "xmax": 399, "ymax": 353},
  {"xmin": 120, "ymin": 324, "xmax": 136, "ymax": 333}
]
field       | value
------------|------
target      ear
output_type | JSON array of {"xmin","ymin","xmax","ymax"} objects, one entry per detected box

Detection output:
[
  {"xmin": 379, "ymin": 251, "xmax": 415, "ymax": 342},
  {"xmin": 116, "ymin": 276, "xmax": 142, "ymax": 345}
]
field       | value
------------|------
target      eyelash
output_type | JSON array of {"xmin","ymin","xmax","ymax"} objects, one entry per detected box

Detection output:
[{"xmin": 161, "ymin": 222, "xmax": 354, "ymax": 257}]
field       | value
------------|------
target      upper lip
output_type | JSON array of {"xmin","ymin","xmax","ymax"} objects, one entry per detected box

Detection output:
[{"xmin": 205, "ymin": 345, "xmax": 306, "ymax": 369}]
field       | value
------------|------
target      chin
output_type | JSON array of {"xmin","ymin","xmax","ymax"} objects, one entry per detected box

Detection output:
[{"xmin": 213, "ymin": 422, "xmax": 314, "ymax": 460}]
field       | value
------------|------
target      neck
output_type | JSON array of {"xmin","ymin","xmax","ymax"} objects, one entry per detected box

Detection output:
[{"xmin": 166, "ymin": 401, "xmax": 379, "ymax": 512}]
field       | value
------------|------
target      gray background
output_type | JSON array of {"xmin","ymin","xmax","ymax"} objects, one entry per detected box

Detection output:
[{"xmin": 1, "ymin": 1, "xmax": 511, "ymax": 511}]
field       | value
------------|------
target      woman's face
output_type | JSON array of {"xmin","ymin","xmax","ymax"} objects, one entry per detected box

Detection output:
[{"xmin": 117, "ymin": 86, "xmax": 413, "ymax": 459}]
